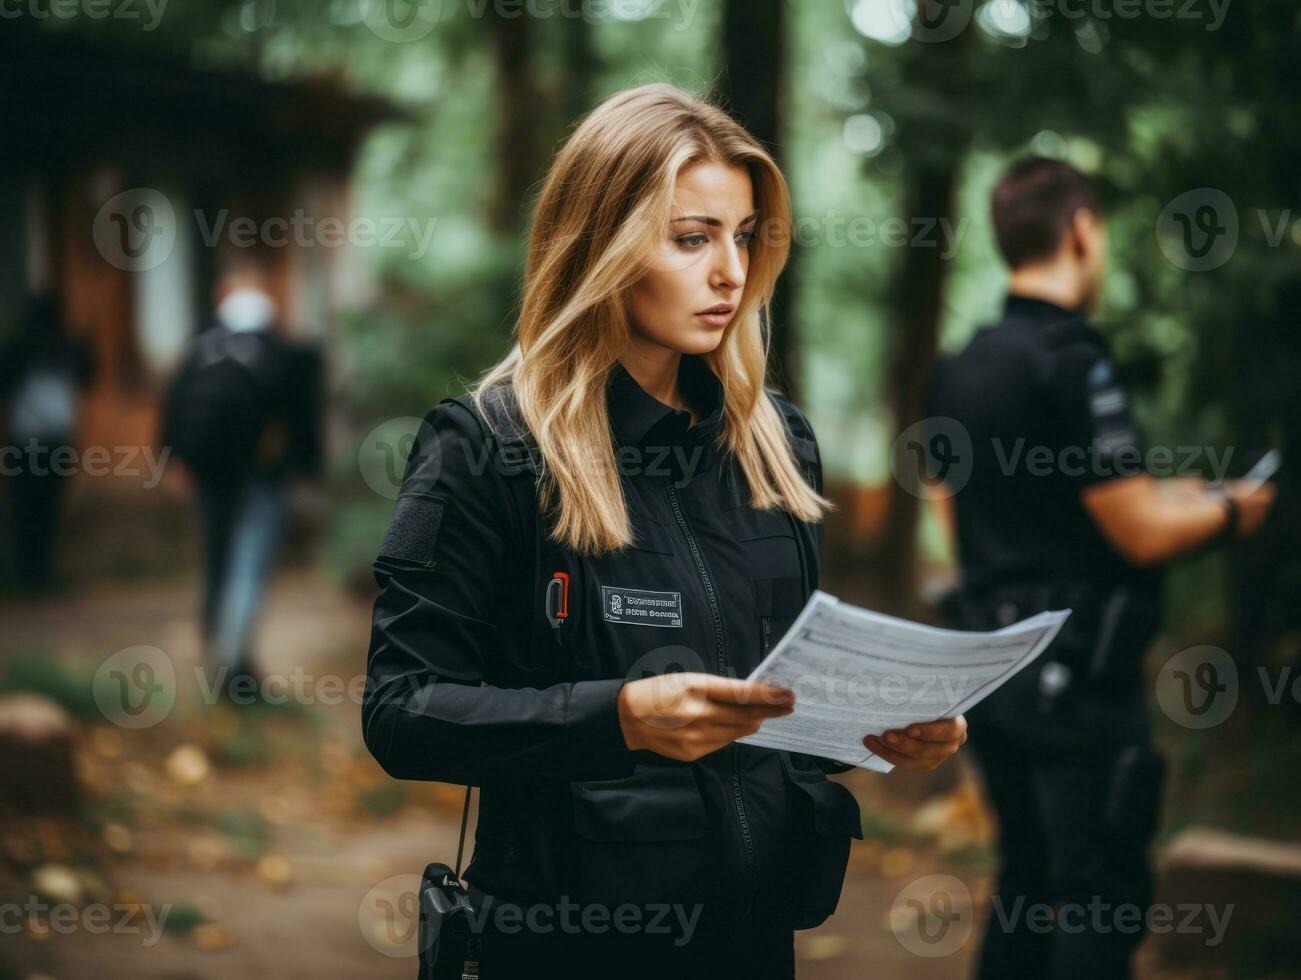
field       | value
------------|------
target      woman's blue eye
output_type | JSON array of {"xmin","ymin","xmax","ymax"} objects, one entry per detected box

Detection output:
[
  {"xmin": 677, "ymin": 234, "xmax": 709, "ymax": 249},
  {"xmin": 736, "ymin": 230, "xmax": 757, "ymax": 247}
]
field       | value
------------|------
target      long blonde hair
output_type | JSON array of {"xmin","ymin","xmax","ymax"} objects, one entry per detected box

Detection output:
[{"xmin": 474, "ymin": 82, "xmax": 832, "ymax": 555}]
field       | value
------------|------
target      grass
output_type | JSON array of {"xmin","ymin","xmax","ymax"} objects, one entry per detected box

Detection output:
[{"xmin": 0, "ymin": 652, "xmax": 100, "ymax": 719}]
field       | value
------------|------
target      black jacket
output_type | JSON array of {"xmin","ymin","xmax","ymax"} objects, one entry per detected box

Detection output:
[
  {"xmin": 924, "ymin": 295, "xmax": 1163, "ymax": 749},
  {"xmin": 160, "ymin": 323, "xmax": 324, "ymax": 483},
  {"xmin": 362, "ymin": 353, "xmax": 863, "ymax": 930}
]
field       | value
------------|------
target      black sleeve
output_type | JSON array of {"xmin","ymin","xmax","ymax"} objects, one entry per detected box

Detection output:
[
  {"xmin": 361, "ymin": 400, "xmax": 637, "ymax": 788},
  {"xmin": 777, "ymin": 398, "xmax": 855, "ymax": 777},
  {"xmin": 286, "ymin": 345, "xmax": 324, "ymax": 478},
  {"xmin": 0, "ymin": 334, "xmax": 21, "ymax": 398},
  {"xmin": 158, "ymin": 350, "xmax": 195, "ymax": 457},
  {"xmin": 1048, "ymin": 340, "xmax": 1145, "ymax": 490},
  {"xmin": 73, "ymin": 332, "xmax": 97, "ymax": 389}
]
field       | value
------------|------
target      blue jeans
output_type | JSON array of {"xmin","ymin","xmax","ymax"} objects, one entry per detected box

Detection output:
[{"xmin": 197, "ymin": 476, "xmax": 289, "ymax": 673}]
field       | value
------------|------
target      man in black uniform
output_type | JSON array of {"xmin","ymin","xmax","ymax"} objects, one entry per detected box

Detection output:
[{"xmin": 923, "ymin": 158, "xmax": 1276, "ymax": 980}]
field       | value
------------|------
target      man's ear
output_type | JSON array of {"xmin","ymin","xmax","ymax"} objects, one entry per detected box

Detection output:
[{"xmin": 1070, "ymin": 207, "xmax": 1103, "ymax": 261}]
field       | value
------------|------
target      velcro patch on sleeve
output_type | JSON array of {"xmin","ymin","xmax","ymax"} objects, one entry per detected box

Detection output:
[{"xmin": 378, "ymin": 492, "xmax": 446, "ymax": 567}]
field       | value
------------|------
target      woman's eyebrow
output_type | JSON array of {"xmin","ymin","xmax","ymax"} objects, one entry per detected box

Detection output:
[{"xmin": 670, "ymin": 210, "xmax": 760, "ymax": 227}]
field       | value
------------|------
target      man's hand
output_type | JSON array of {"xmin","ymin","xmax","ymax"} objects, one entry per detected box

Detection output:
[
  {"xmin": 863, "ymin": 715, "xmax": 968, "ymax": 772},
  {"xmin": 1222, "ymin": 478, "xmax": 1278, "ymax": 538},
  {"xmin": 617, "ymin": 674, "xmax": 795, "ymax": 762}
]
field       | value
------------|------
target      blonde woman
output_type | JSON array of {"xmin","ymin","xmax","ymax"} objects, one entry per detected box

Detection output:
[{"xmin": 363, "ymin": 83, "xmax": 967, "ymax": 978}]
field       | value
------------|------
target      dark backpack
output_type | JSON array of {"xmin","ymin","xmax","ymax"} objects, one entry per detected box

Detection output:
[{"xmin": 164, "ymin": 328, "xmax": 277, "ymax": 480}]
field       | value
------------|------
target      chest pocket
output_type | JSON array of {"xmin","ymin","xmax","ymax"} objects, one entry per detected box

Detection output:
[
  {"xmin": 728, "ymin": 504, "xmax": 801, "ymax": 581},
  {"xmin": 751, "ymin": 575, "xmax": 806, "ymax": 657}
]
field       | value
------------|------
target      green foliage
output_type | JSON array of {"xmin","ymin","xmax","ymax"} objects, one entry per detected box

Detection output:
[
  {"xmin": 160, "ymin": 903, "xmax": 212, "ymax": 934},
  {"xmin": 215, "ymin": 806, "xmax": 273, "ymax": 858},
  {"xmin": 355, "ymin": 781, "xmax": 408, "ymax": 817},
  {"xmin": 44, "ymin": 1, "xmax": 1298, "ymax": 626},
  {"xmin": 0, "ymin": 653, "xmax": 100, "ymax": 719}
]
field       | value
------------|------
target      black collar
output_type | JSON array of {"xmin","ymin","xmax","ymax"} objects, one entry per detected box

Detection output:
[
  {"xmin": 1003, "ymin": 293, "xmax": 1081, "ymax": 323},
  {"xmin": 607, "ymin": 353, "xmax": 725, "ymax": 450}
]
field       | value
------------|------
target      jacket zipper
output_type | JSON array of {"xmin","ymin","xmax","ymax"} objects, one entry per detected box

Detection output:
[{"xmin": 665, "ymin": 481, "xmax": 755, "ymax": 869}]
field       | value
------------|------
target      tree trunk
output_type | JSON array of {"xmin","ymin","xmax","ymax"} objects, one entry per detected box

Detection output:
[
  {"xmin": 487, "ymin": 11, "xmax": 540, "ymax": 233},
  {"xmin": 720, "ymin": 0, "xmax": 798, "ymax": 398},
  {"xmin": 874, "ymin": 165, "xmax": 957, "ymax": 612},
  {"xmin": 560, "ymin": 16, "xmax": 597, "ymax": 136}
]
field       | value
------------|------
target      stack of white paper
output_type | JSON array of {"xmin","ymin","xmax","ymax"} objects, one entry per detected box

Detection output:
[{"xmin": 737, "ymin": 591, "xmax": 1070, "ymax": 772}]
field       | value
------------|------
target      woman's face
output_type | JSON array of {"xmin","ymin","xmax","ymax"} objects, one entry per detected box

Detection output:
[{"xmin": 625, "ymin": 161, "xmax": 757, "ymax": 356}]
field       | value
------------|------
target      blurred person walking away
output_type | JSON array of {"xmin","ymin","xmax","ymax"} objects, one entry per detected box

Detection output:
[
  {"xmin": 0, "ymin": 293, "xmax": 96, "ymax": 594},
  {"xmin": 161, "ymin": 263, "xmax": 323, "ymax": 703},
  {"xmin": 925, "ymin": 158, "xmax": 1277, "ymax": 980}
]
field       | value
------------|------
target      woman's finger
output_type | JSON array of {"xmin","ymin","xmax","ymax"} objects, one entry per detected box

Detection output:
[
  {"xmin": 894, "ymin": 715, "xmax": 967, "ymax": 743},
  {"xmin": 698, "ymin": 674, "xmax": 794, "ymax": 707},
  {"xmin": 862, "ymin": 737, "xmax": 939, "ymax": 771},
  {"xmin": 705, "ymin": 700, "xmax": 794, "ymax": 727},
  {"xmin": 867, "ymin": 731, "xmax": 953, "ymax": 761}
]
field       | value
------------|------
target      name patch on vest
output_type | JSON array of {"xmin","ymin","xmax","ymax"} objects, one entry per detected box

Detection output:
[{"xmin": 601, "ymin": 586, "xmax": 683, "ymax": 628}]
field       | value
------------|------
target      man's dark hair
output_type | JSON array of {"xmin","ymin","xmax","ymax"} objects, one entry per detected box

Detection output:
[{"xmin": 990, "ymin": 157, "xmax": 1103, "ymax": 269}]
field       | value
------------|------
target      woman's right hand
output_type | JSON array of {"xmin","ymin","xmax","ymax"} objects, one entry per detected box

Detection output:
[{"xmin": 616, "ymin": 673, "xmax": 796, "ymax": 762}]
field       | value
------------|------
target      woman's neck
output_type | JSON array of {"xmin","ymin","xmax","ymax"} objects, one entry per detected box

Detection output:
[{"xmin": 619, "ymin": 343, "xmax": 695, "ymax": 423}]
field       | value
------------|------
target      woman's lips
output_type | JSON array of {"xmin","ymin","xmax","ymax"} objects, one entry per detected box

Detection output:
[{"xmin": 695, "ymin": 307, "xmax": 734, "ymax": 327}]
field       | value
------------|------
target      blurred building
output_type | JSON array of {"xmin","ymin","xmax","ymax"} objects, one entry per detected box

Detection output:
[{"xmin": 0, "ymin": 21, "xmax": 399, "ymax": 464}]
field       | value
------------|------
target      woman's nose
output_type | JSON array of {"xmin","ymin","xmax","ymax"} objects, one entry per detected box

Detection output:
[{"xmin": 711, "ymin": 239, "xmax": 746, "ymax": 291}]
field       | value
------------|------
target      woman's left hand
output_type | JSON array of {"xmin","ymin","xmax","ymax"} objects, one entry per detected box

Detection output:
[{"xmin": 863, "ymin": 715, "xmax": 968, "ymax": 772}]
